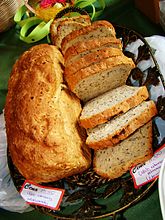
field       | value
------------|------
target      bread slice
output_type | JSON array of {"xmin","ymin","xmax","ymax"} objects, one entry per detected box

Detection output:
[
  {"xmin": 55, "ymin": 20, "xmax": 91, "ymax": 48},
  {"xmin": 65, "ymin": 55, "xmax": 135, "ymax": 102},
  {"xmin": 93, "ymin": 121, "xmax": 153, "ymax": 180},
  {"xmin": 61, "ymin": 20, "xmax": 116, "ymax": 54},
  {"xmin": 50, "ymin": 15, "xmax": 91, "ymax": 45},
  {"xmin": 86, "ymin": 100, "xmax": 157, "ymax": 149},
  {"xmin": 65, "ymin": 47, "xmax": 123, "ymax": 76},
  {"xmin": 64, "ymin": 37, "xmax": 122, "ymax": 66},
  {"xmin": 79, "ymin": 85, "xmax": 149, "ymax": 129}
]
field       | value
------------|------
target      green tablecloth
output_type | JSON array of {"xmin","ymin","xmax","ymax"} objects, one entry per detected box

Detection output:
[{"xmin": 0, "ymin": 0, "xmax": 164, "ymax": 219}]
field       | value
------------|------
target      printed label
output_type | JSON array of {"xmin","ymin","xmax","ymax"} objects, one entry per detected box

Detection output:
[
  {"xmin": 130, "ymin": 144, "xmax": 165, "ymax": 188},
  {"xmin": 20, "ymin": 180, "xmax": 65, "ymax": 210}
]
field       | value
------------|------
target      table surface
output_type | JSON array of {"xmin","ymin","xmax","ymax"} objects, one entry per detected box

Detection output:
[{"xmin": 0, "ymin": 0, "xmax": 164, "ymax": 219}]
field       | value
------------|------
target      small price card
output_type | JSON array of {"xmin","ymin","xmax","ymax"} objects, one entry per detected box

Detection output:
[
  {"xmin": 130, "ymin": 144, "xmax": 165, "ymax": 188},
  {"xmin": 20, "ymin": 180, "xmax": 65, "ymax": 210}
]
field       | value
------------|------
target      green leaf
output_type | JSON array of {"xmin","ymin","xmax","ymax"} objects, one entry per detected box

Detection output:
[
  {"xmin": 89, "ymin": 4, "xmax": 96, "ymax": 20},
  {"xmin": 74, "ymin": 0, "xmax": 106, "ymax": 20},
  {"xmin": 20, "ymin": 19, "xmax": 53, "ymax": 43},
  {"xmin": 76, "ymin": 0, "xmax": 96, "ymax": 8},
  {"xmin": 18, "ymin": 17, "xmax": 40, "ymax": 28},
  {"xmin": 47, "ymin": 34, "xmax": 51, "ymax": 44},
  {"xmin": 91, "ymin": 9, "xmax": 104, "ymax": 18},
  {"xmin": 97, "ymin": 0, "xmax": 106, "ymax": 10},
  {"xmin": 14, "ymin": 5, "xmax": 27, "ymax": 23}
]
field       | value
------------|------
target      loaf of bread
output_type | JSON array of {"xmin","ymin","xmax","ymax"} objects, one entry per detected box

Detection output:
[
  {"xmin": 50, "ymin": 15, "xmax": 91, "ymax": 46},
  {"xmin": 94, "ymin": 121, "xmax": 153, "ymax": 179},
  {"xmin": 65, "ymin": 47, "xmax": 123, "ymax": 77},
  {"xmin": 5, "ymin": 44, "xmax": 91, "ymax": 183},
  {"xmin": 79, "ymin": 85, "xmax": 149, "ymax": 129},
  {"xmin": 65, "ymin": 55, "xmax": 135, "ymax": 102},
  {"xmin": 61, "ymin": 20, "xmax": 116, "ymax": 54},
  {"xmin": 64, "ymin": 37, "xmax": 122, "ymax": 66},
  {"xmin": 86, "ymin": 100, "xmax": 157, "ymax": 149}
]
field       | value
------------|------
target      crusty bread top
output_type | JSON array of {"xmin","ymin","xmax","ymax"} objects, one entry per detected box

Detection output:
[
  {"xmin": 50, "ymin": 15, "xmax": 91, "ymax": 45},
  {"xmin": 79, "ymin": 85, "xmax": 149, "ymax": 129},
  {"xmin": 93, "ymin": 121, "xmax": 153, "ymax": 180},
  {"xmin": 65, "ymin": 47, "xmax": 123, "ymax": 76},
  {"xmin": 5, "ymin": 44, "xmax": 91, "ymax": 183},
  {"xmin": 61, "ymin": 20, "xmax": 116, "ymax": 54},
  {"xmin": 66, "ymin": 55, "xmax": 135, "ymax": 92}
]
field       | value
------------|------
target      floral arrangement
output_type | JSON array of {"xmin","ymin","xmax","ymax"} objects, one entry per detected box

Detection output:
[
  {"xmin": 14, "ymin": 0, "xmax": 105, "ymax": 43},
  {"xmin": 24, "ymin": 0, "xmax": 74, "ymax": 21}
]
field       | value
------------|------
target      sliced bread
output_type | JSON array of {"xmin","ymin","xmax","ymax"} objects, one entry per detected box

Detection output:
[
  {"xmin": 65, "ymin": 55, "xmax": 135, "ymax": 102},
  {"xmin": 64, "ymin": 37, "xmax": 122, "ymax": 66},
  {"xmin": 65, "ymin": 47, "xmax": 123, "ymax": 76},
  {"xmin": 93, "ymin": 121, "xmax": 153, "ymax": 180},
  {"xmin": 86, "ymin": 100, "xmax": 157, "ymax": 149},
  {"xmin": 61, "ymin": 20, "xmax": 116, "ymax": 54},
  {"xmin": 55, "ymin": 21, "xmax": 90, "ymax": 48},
  {"xmin": 79, "ymin": 85, "xmax": 149, "ymax": 129},
  {"xmin": 50, "ymin": 15, "xmax": 91, "ymax": 45}
]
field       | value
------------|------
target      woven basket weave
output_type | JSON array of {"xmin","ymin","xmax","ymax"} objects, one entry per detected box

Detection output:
[{"xmin": 0, "ymin": 0, "xmax": 24, "ymax": 33}]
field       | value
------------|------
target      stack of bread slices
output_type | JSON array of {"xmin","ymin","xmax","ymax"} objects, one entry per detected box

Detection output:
[{"xmin": 51, "ymin": 15, "xmax": 157, "ymax": 180}]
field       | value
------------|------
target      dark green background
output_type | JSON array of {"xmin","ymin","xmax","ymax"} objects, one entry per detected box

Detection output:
[{"xmin": 0, "ymin": 0, "xmax": 164, "ymax": 219}]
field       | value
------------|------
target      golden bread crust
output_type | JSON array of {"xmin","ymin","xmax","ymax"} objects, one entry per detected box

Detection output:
[{"xmin": 5, "ymin": 44, "xmax": 91, "ymax": 183}]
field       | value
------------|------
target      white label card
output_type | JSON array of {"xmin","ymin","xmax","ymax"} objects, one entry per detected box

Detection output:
[
  {"xmin": 130, "ymin": 144, "xmax": 165, "ymax": 188},
  {"xmin": 20, "ymin": 180, "xmax": 65, "ymax": 210}
]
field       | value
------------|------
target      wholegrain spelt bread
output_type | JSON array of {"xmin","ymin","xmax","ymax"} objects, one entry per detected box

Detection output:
[
  {"xmin": 55, "ymin": 20, "xmax": 91, "ymax": 48},
  {"xmin": 65, "ymin": 55, "xmax": 135, "ymax": 102},
  {"xmin": 86, "ymin": 100, "xmax": 157, "ymax": 149},
  {"xmin": 50, "ymin": 15, "xmax": 91, "ymax": 46},
  {"xmin": 65, "ymin": 47, "xmax": 123, "ymax": 76},
  {"xmin": 79, "ymin": 85, "xmax": 149, "ymax": 129},
  {"xmin": 61, "ymin": 20, "xmax": 116, "ymax": 54},
  {"xmin": 93, "ymin": 121, "xmax": 153, "ymax": 180},
  {"xmin": 64, "ymin": 37, "xmax": 122, "ymax": 66}
]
